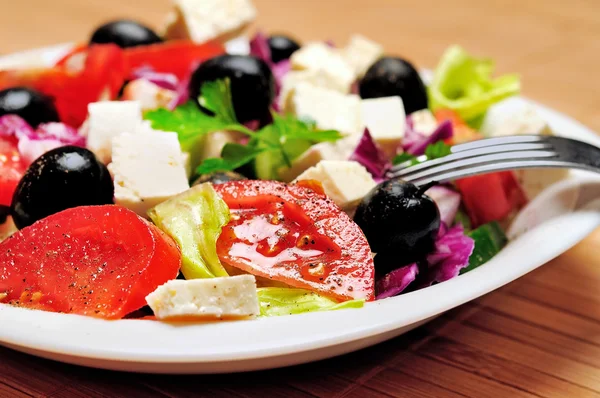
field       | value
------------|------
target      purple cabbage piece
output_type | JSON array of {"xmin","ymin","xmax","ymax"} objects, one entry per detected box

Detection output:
[
  {"xmin": 376, "ymin": 263, "xmax": 419, "ymax": 299},
  {"xmin": 271, "ymin": 59, "xmax": 291, "ymax": 95},
  {"xmin": 349, "ymin": 128, "xmax": 391, "ymax": 182},
  {"xmin": 0, "ymin": 115, "xmax": 35, "ymax": 140},
  {"xmin": 425, "ymin": 185, "xmax": 461, "ymax": 227},
  {"xmin": 169, "ymin": 75, "xmax": 191, "ymax": 110},
  {"xmin": 249, "ymin": 32, "xmax": 272, "ymax": 64},
  {"xmin": 403, "ymin": 119, "xmax": 453, "ymax": 155},
  {"xmin": 0, "ymin": 115, "xmax": 86, "ymax": 165},
  {"xmin": 249, "ymin": 32, "xmax": 291, "ymax": 101},
  {"xmin": 131, "ymin": 66, "xmax": 179, "ymax": 91},
  {"xmin": 375, "ymin": 224, "xmax": 474, "ymax": 300},
  {"xmin": 424, "ymin": 224, "xmax": 475, "ymax": 284},
  {"xmin": 37, "ymin": 122, "xmax": 85, "ymax": 147}
]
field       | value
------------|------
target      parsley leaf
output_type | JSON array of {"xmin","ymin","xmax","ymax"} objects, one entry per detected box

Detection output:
[
  {"xmin": 424, "ymin": 141, "xmax": 452, "ymax": 159},
  {"xmin": 392, "ymin": 141, "xmax": 452, "ymax": 167},
  {"xmin": 143, "ymin": 79, "xmax": 254, "ymax": 153},
  {"xmin": 392, "ymin": 152, "xmax": 418, "ymax": 166},
  {"xmin": 196, "ymin": 112, "xmax": 343, "ymax": 177}
]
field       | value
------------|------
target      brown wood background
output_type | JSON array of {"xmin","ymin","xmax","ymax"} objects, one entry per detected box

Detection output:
[{"xmin": 1, "ymin": 0, "xmax": 600, "ymax": 397}]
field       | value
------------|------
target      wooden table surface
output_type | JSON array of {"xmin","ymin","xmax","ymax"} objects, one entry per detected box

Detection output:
[{"xmin": 1, "ymin": 0, "xmax": 600, "ymax": 397}]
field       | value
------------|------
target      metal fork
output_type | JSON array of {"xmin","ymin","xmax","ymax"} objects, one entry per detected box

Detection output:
[{"xmin": 388, "ymin": 135, "xmax": 600, "ymax": 187}]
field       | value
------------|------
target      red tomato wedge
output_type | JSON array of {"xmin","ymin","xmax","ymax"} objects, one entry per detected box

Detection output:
[
  {"xmin": 0, "ymin": 138, "xmax": 26, "ymax": 206},
  {"xmin": 214, "ymin": 180, "xmax": 375, "ymax": 302},
  {"xmin": 0, "ymin": 44, "xmax": 126, "ymax": 127},
  {"xmin": 456, "ymin": 171, "xmax": 528, "ymax": 227},
  {"xmin": 123, "ymin": 40, "xmax": 225, "ymax": 80},
  {"xmin": 0, "ymin": 205, "xmax": 181, "ymax": 319}
]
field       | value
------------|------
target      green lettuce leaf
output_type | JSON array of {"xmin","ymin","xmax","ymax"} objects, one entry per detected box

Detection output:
[
  {"xmin": 148, "ymin": 183, "xmax": 230, "ymax": 279},
  {"xmin": 257, "ymin": 287, "xmax": 364, "ymax": 317},
  {"xmin": 429, "ymin": 45, "xmax": 520, "ymax": 126},
  {"xmin": 424, "ymin": 141, "xmax": 452, "ymax": 159}
]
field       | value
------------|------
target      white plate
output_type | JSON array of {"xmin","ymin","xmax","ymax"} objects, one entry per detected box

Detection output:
[{"xmin": 1, "ymin": 45, "xmax": 600, "ymax": 374}]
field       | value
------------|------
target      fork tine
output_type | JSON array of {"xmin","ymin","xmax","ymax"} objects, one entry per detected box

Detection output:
[
  {"xmin": 407, "ymin": 159, "xmax": 577, "ymax": 187},
  {"xmin": 390, "ymin": 142, "xmax": 552, "ymax": 178},
  {"xmin": 391, "ymin": 149, "xmax": 558, "ymax": 182},
  {"xmin": 450, "ymin": 134, "xmax": 546, "ymax": 152}
]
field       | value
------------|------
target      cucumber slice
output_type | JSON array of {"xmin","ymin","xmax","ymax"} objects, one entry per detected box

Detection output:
[{"xmin": 461, "ymin": 222, "xmax": 507, "ymax": 274}]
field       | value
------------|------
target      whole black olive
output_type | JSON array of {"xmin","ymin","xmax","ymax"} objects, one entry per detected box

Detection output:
[
  {"xmin": 189, "ymin": 54, "xmax": 275, "ymax": 124},
  {"xmin": 0, "ymin": 87, "xmax": 59, "ymax": 127},
  {"xmin": 359, "ymin": 57, "xmax": 428, "ymax": 114},
  {"xmin": 11, "ymin": 146, "xmax": 114, "ymax": 229},
  {"xmin": 0, "ymin": 205, "xmax": 9, "ymax": 225},
  {"xmin": 354, "ymin": 179, "xmax": 440, "ymax": 265},
  {"xmin": 267, "ymin": 35, "xmax": 301, "ymax": 63},
  {"xmin": 90, "ymin": 20, "xmax": 162, "ymax": 48},
  {"xmin": 192, "ymin": 171, "xmax": 247, "ymax": 186}
]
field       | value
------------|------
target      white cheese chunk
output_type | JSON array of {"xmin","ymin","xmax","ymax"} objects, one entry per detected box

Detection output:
[
  {"xmin": 294, "ymin": 160, "xmax": 376, "ymax": 210},
  {"xmin": 201, "ymin": 130, "xmax": 243, "ymax": 160},
  {"xmin": 225, "ymin": 35, "xmax": 251, "ymax": 55},
  {"xmin": 481, "ymin": 105, "xmax": 553, "ymax": 137},
  {"xmin": 409, "ymin": 109, "xmax": 438, "ymax": 136},
  {"xmin": 278, "ymin": 133, "xmax": 362, "ymax": 182},
  {"xmin": 288, "ymin": 83, "xmax": 362, "ymax": 134},
  {"xmin": 108, "ymin": 131, "xmax": 190, "ymax": 217},
  {"xmin": 360, "ymin": 96, "xmax": 406, "ymax": 158},
  {"xmin": 290, "ymin": 42, "xmax": 356, "ymax": 93},
  {"xmin": 86, "ymin": 101, "xmax": 144, "ymax": 164},
  {"xmin": 146, "ymin": 275, "xmax": 260, "ymax": 320},
  {"xmin": 279, "ymin": 69, "xmax": 351, "ymax": 112},
  {"xmin": 162, "ymin": 0, "xmax": 257, "ymax": 43},
  {"xmin": 0, "ymin": 217, "xmax": 17, "ymax": 243},
  {"xmin": 121, "ymin": 79, "xmax": 177, "ymax": 111},
  {"xmin": 341, "ymin": 34, "xmax": 384, "ymax": 78}
]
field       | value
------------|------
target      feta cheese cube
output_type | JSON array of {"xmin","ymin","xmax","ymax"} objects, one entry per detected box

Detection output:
[
  {"xmin": 481, "ymin": 105, "xmax": 553, "ymax": 137},
  {"xmin": 225, "ymin": 35, "xmax": 251, "ymax": 55},
  {"xmin": 86, "ymin": 101, "xmax": 144, "ymax": 164},
  {"xmin": 108, "ymin": 131, "xmax": 190, "ymax": 217},
  {"xmin": 409, "ymin": 109, "xmax": 438, "ymax": 136},
  {"xmin": 279, "ymin": 69, "xmax": 351, "ymax": 111},
  {"xmin": 360, "ymin": 96, "xmax": 406, "ymax": 158},
  {"xmin": 121, "ymin": 79, "xmax": 177, "ymax": 111},
  {"xmin": 145, "ymin": 275, "xmax": 260, "ymax": 320},
  {"xmin": 201, "ymin": 130, "xmax": 243, "ymax": 160},
  {"xmin": 290, "ymin": 42, "xmax": 356, "ymax": 92},
  {"xmin": 162, "ymin": 0, "xmax": 257, "ymax": 43},
  {"xmin": 288, "ymin": 83, "xmax": 362, "ymax": 134},
  {"xmin": 294, "ymin": 160, "xmax": 376, "ymax": 210},
  {"xmin": 341, "ymin": 34, "xmax": 384, "ymax": 78},
  {"xmin": 278, "ymin": 133, "xmax": 362, "ymax": 182}
]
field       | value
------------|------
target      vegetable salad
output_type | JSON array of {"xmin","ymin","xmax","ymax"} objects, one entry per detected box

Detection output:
[{"xmin": 0, "ymin": 0, "xmax": 566, "ymax": 321}]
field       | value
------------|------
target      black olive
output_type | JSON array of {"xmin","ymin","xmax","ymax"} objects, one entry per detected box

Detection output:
[
  {"xmin": 0, "ymin": 87, "xmax": 59, "ymax": 127},
  {"xmin": 359, "ymin": 57, "xmax": 428, "ymax": 114},
  {"xmin": 189, "ymin": 54, "xmax": 275, "ymax": 124},
  {"xmin": 267, "ymin": 35, "xmax": 301, "ymax": 63},
  {"xmin": 192, "ymin": 171, "xmax": 247, "ymax": 186},
  {"xmin": 0, "ymin": 205, "xmax": 9, "ymax": 225},
  {"xmin": 90, "ymin": 20, "xmax": 162, "ymax": 48},
  {"xmin": 11, "ymin": 146, "xmax": 114, "ymax": 229},
  {"xmin": 354, "ymin": 179, "xmax": 440, "ymax": 266}
]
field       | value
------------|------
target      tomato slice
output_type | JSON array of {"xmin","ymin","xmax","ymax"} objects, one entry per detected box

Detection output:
[
  {"xmin": 0, "ymin": 205, "xmax": 181, "ymax": 319},
  {"xmin": 434, "ymin": 109, "xmax": 483, "ymax": 145},
  {"xmin": 456, "ymin": 171, "xmax": 528, "ymax": 227},
  {"xmin": 124, "ymin": 40, "xmax": 225, "ymax": 80},
  {"xmin": 214, "ymin": 180, "xmax": 375, "ymax": 301},
  {"xmin": 0, "ymin": 138, "xmax": 26, "ymax": 206}
]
